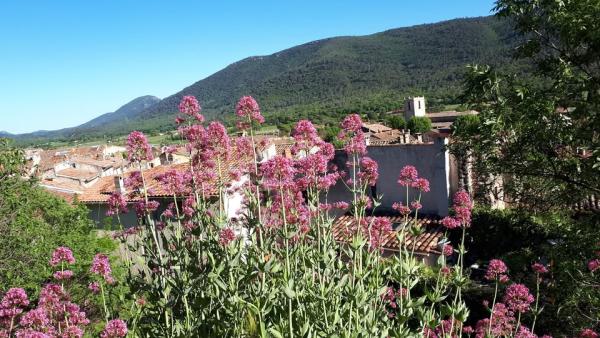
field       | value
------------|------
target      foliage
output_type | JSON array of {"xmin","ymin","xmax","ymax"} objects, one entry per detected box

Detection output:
[
  {"xmin": 406, "ymin": 116, "xmax": 432, "ymax": 133},
  {"xmin": 465, "ymin": 208, "xmax": 600, "ymax": 335},
  {"xmin": 450, "ymin": 0, "xmax": 600, "ymax": 209},
  {"xmin": 0, "ymin": 139, "xmax": 116, "ymax": 295},
  {"xmin": 387, "ymin": 115, "xmax": 407, "ymax": 130}
]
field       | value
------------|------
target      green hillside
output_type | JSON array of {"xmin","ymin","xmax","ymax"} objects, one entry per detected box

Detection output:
[{"xmin": 12, "ymin": 15, "xmax": 523, "ymax": 145}]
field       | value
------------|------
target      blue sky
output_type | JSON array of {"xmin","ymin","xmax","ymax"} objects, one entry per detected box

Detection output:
[{"xmin": 0, "ymin": 0, "xmax": 495, "ymax": 134}]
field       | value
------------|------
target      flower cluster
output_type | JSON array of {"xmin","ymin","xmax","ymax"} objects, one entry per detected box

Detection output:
[
  {"xmin": 90, "ymin": 253, "xmax": 114, "ymax": 284},
  {"xmin": 126, "ymin": 131, "xmax": 154, "ymax": 163},
  {"xmin": 485, "ymin": 259, "xmax": 508, "ymax": 282},
  {"xmin": 178, "ymin": 95, "xmax": 203, "ymax": 123},
  {"xmin": 49, "ymin": 247, "xmax": 76, "ymax": 267},
  {"xmin": 219, "ymin": 227, "xmax": 237, "ymax": 247},
  {"xmin": 235, "ymin": 95, "xmax": 264, "ymax": 127},
  {"xmin": 441, "ymin": 190, "xmax": 473, "ymax": 229},
  {"xmin": 503, "ymin": 283, "xmax": 534, "ymax": 313},
  {"xmin": 100, "ymin": 319, "xmax": 128, "ymax": 338},
  {"xmin": 106, "ymin": 192, "xmax": 128, "ymax": 216}
]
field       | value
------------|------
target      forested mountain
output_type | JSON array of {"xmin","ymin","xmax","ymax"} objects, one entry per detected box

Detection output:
[{"xmin": 10, "ymin": 16, "xmax": 522, "ymax": 144}]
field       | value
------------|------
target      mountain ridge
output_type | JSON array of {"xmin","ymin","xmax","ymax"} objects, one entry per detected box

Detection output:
[{"xmin": 7, "ymin": 15, "xmax": 521, "ymax": 145}]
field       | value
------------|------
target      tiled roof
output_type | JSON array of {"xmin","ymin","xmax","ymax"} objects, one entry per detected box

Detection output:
[
  {"xmin": 362, "ymin": 123, "xmax": 392, "ymax": 133},
  {"xmin": 79, "ymin": 153, "xmax": 253, "ymax": 204},
  {"xmin": 55, "ymin": 167, "xmax": 99, "ymax": 181},
  {"xmin": 332, "ymin": 215, "xmax": 443, "ymax": 255}
]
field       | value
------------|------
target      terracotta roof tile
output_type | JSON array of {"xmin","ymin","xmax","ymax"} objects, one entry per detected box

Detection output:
[{"xmin": 332, "ymin": 215, "xmax": 443, "ymax": 255}]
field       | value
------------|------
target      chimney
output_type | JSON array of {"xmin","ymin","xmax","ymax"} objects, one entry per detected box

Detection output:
[
  {"xmin": 415, "ymin": 133, "xmax": 423, "ymax": 143},
  {"xmin": 114, "ymin": 176, "xmax": 126, "ymax": 195}
]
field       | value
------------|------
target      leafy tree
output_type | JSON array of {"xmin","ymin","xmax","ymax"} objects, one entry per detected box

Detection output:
[
  {"xmin": 406, "ymin": 116, "xmax": 432, "ymax": 133},
  {"xmin": 451, "ymin": 0, "xmax": 600, "ymax": 209},
  {"xmin": 0, "ymin": 138, "xmax": 115, "ymax": 294},
  {"xmin": 387, "ymin": 115, "xmax": 406, "ymax": 130}
]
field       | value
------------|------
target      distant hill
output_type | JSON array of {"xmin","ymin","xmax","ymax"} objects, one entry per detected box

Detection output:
[
  {"xmin": 7, "ymin": 96, "xmax": 160, "ymax": 144},
  {"xmin": 9, "ymin": 15, "xmax": 522, "ymax": 145}
]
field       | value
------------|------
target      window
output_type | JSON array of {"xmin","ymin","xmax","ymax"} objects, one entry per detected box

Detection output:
[{"xmin": 418, "ymin": 100, "xmax": 421, "ymax": 109}]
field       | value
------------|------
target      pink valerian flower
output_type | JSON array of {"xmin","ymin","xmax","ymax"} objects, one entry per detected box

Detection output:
[
  {"xmin": 61, "ymin": 326, "xmax": 84, "ymax": 338},
  {"xmin": 580, "ymin": 329, "xmax": 599, "ymax": 338},
  {"xmin": 441, "ymin": 216, "xmax": 460, "ymax": 229},
  {"xmin": 88, "ymin": 282, "xmax": 100, "ymax": 294},
  {"xmin": 261, "ymin": 156, "xmax": 296, "ymax": 190},
  {"xmin": 442, "ymin": 244, "xmax": 454, "ymax": 257},
  {"xmin": 0, "ymin": 288, "xmax": 29, "ymax": 318},
  {"xmin": 343, "ymin": 131, "xmax": 367, "ymax": 156},
  {"xmin": 19, "ymin": 308, "xmax": 49, "ymax": 330},
  {"xmin": 485, "ymin": 259, "xmax": 509, "ymax": 281},
  {"xmin": 514, "ymin": 326, "xmax": 537, "ymax": 338},
  {"xmin": 206, "ymin": 121, "xmax": 232, "ymax": 160},
  {"xmin": 235, "ymin": 95, "xmax": 264, "ymax": 126},
  {"xmin": 358, "ymin": 157, "xmax": 378, "ymax": 186},
  {"xmin": 291, "ymin": 120, "xmax": 321, "ymax": 155},
  {"xmin": 381, "ymin": 286, "xmax": 408, "ymax": 317},
  {"xmin": 333, "ymin": 201, "xmax": 349, "ymax": 210},
  {"xmin": 235, "ymin": 137, "xmax": 253, "ymax": 158},
  {"xmin": 341, "ymin": 114, "xmax": 363, "ymax": 133},
  {"xmin": 155, "ymin": 169, "xmax": 188, "ymax": 195},
  {"xmin": 90, "ymin": 254, "xmax": 113, "ymax": 282},
  {"xmin": 14, "ymin": 330, "xmax": 52, "ymax": 338},
  {"xmin": 219, "ymin": 227, "xmax": 237, "ymax": 247},
  {"xmin": 532, "ymin": 262, "xmax": 549, "ymax": 274},
  {"xmin": 362, "ymin": 217, "xmax": 392, "ymax": 251},
  {"xmin": 126, "ymin": 131, "xmax": 153, "ymax": 162},
  {"xmin": 398, "ymin": 165, "xmax": 418, "ymax": 186},
  {"xmin": 503, "ymin": 283, "xmax": 534, "ymax": 313},
  {"xmin": 410, "ymin": 201, "xmax": 422, "ymax": 210},
  {"xmin": 49, "ymin": 247, "xmax": 75, "ymax": 267},
  {"xmin": 440, "ymin": 266, "xmax": 451, "ymax": 277},
  {"xmin": 392, "ymin": 202, "xmax": 411, "ymax": 216},
  {"xmin": 53, "ymin": 270, "xmax": 74, "ymax": 280},
  {"xmin": 134, "ymin": 200, "xmax": 160, "ymax": 218},
  {"xmin": 588, "ymin": 259, "xmax": 600, "ymax": 272},
  {"xmin": 412, "ymin": 177, "xmax": 430, "ymax": 192},
  {"xmin": 100, "ymin": 319, "xmax": 128, "ymax": 338},
  {"xmin": 178, "ymin": 95, "xmax": 203, "ymax": 123},
  {"xmin": 106, "ymin": 192, "xmax": 128, "ymax": 216},
  {"xmin": 474, "ymin": 302, "xmax": 515, "ymax": 337},
  {"xmin": 38, "ymin": 284, "xmax": 66, "ymax": 308},
  {"xmin": 124, "ymin": 171, "xmax": 143, "ymax": 192},
  {"xmin": 452, "ymin": 190, "xmax": 473, "ymax": 224}
]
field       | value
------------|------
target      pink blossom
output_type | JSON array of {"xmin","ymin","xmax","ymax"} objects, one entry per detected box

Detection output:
[
  {"xmin": 343, "ymin": 131, "xmax": 367, "ymax": 156},
  {"xmin": 440, "ymin": 266, "xmax": 451, "ymax": 277},
  {"xmin": 333, "ymin": 201, "xmax": 349, "ymax": 210},
  {"xmin": 53, "ymin": 270, "xmax": 74, "ymax": 280},
  {"xmin": 341, "ymin": 114, "xmax": 363, "ymax": 133},
  {"xmin": 410, "ymin": 201, "xmax": 422, "ymax": 210},
  {"xmin": 178, "ymin": 95, "xmax": 203, "ymax": 122},
  {"xmin": 49, "ymin": 247, "xmax": 76, "ymax": 267},
  {"xmin": 19, "ymin": 308, "xmax": 49, "ymax": 329},
  {"xmin": 362, "ymin": 217, "xmax": 392, "ymax": 251},
  {"xmin": 260, "ymin": 156, "xmax": 296, "ymax": 190},
  {"xmin": 588, "ymin": 259, "xmax": 600, "ymax": 272},
  {"xmin": 392, "ymin": 202, "xmax": 411, "ymax": 215},
  {"xmin": 503, "ymin": 283, "xmax": 534, "ymax": 313},
  {"xmin": 440, "ymin": 216, "xmax": 460, "ymax": 229},
  {"xmin": 88, "ymin": 282, "xmax": 100, "ymax": 294},
  {"xmin": 14, "ymin": 330, "xmax": 51, "ymax": 338},
  {"xmin": 0, "ymin": 288, "xmax": 29, "ymax": 318},
  {"xmin": 485, "ymin": 259, "xmax": 508, "ymax": 281},
  {"xmin": 90, "ymin": 254, "xmax": 113, "ymax": 282},
  {"xmin": 134, "ymin": 200, "xmax": 160, "ymax": 218},
  {"xmin": 126, "ymin": 131, "xmax": 153, "ymax": 162},
  {"xmin": 442, "ymin": 244, "xmax": 453, "ymax": 257},
  {"xmin": 155, "ymin": 169, "xmax": 188, "ymax": 195},
  {"xmin": 100, "ymin": 319, "xmax": 128, "ymax": 338},
  {"xmin": 398, "ymin": 165, "xmax": 418, "ymax": 186},
  {"xmin": 580, "ymin": 329, "xmax": 599, "ymax": 338},
  {"xmin": 358, "ymin": 157, "xmax": 378, "ymax": 186},
  {"xmin": 106, "ymin": 192, "xmax": 128, "ymax": 216},
  {"xmin": 412, "ymin": 178, "xmax": 430, "ymax": 192},
  {"xmin": 474, "ymin": 303, "xmax": 515, "ymax": 337},
  {"xmin": 235, "ymin": 95, "xmax": 264, "ymax": 126},
  {"xmin": 62, "ymin": 326, "xmax": 84, "ymax": 338},
  {"xmin": 532, "ymin": 262, "xmax": 549, "ymax": 274},
  {"xmin": 219, "ymin": 227, "xmax": 237, "ymax": 247},
  {"xmin": 514, "ymin": 326, "xmax": 537, "ymax": 338}
]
